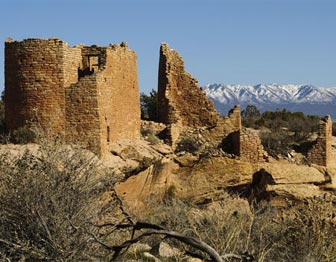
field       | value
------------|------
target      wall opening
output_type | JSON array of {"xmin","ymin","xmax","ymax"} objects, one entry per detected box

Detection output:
[
  {"xmin": 107, "ymin": 126, "xmax": 110, "ymax": 143},
  {"xmin": 78, "ymin": 55, "xmax": 101, "ymax": 80}
]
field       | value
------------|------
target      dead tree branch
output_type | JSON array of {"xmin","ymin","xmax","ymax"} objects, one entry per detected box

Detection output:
[{"xmin": 92, "ymin": 221, "xmax": 249, "ymax": 262}]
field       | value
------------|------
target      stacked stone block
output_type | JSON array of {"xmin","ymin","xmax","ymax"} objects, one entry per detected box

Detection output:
[
  {"xmin": 157, "ymin": 43, "xmax": 219, "ymax": 144},
  {"xmin": 65, "ymin": 43, "xmax": 140, "ymax": 156},
  {"xmin": 158, "ymin": 43, "xmax": 219, "ymax": 128},
  {"xmin": 4, "ymin": 38, "xmax": 77, "ymax": 134},
  {"xmin": 307, "ymin": 115, "xmax": 332, "ymax": 166},
  {"xmin": 5, "ymin": 38, "xmax": 140, "ymax": 157},
  {"xmin": 239, "ymin": 128, "xmax": 265, "ymax": 163},
  {"xmin": 210, "ymin": 105, "xmax": 242, "ymax": 144}
]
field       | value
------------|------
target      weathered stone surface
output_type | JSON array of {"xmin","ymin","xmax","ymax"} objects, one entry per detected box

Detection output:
[
  {"xmin": 5, "ymin": 38, "xmax": 71, "ymax": 134},
  {"xmin": 158, "ymin": 242, "xmax": 180, "ymax": 258},
  {"xmin": 207, "ymin": 106, "xmax": 266, "ymax": 163},
  {"xmin": 104, "ymin": 139, "xmax": 164, "ymax": 176},
  {"xmin": 115, "ymin": 157, "xmax": 178, "ymax": 216},
  {"xmin": 307, "ymin": 115, "xmax": 332, "ymax": 167},
  {"xmin": 115, "ymin": 152, "xmax": 330, "ymax": 215},
  {"xmin": 143, "ymin": 252, "xmax": 161, "ymax": 262},
  {"xmin": 5, "ymin": 38, "xmax": 140, "ymax": 157},
  {"xmin": 157, "ymin": 43, "xmax": 219, "ymax": 144},
  {"xmin": 238, "ymin": 128, "xmax": 266, "ymax": 163}
]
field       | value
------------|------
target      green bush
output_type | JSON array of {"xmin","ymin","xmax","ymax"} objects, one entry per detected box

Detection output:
[
  {"xmin": 242, "ymin": 106, "xmax": 320, "ymax": 157},
  {"xmin": 140, "ymin": 89, "xmax": 158, "ymax": 121}
]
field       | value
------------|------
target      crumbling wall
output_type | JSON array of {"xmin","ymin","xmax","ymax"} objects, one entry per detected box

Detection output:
[
  {"xmin": 211, "ymin": 106, "xmax": 265, "ymax": 163},
  {"xmin": 158, "ymin": 43, "xmax": 219, "ymax": 128},
  {"xmin": 4, "ymin": 38, "xmax": 80, "ymax": 134},
  {"xmin": 307, "ymin": 115, "xmax": 332, "ymax": 166},
  {"xmin": 210, "ymin": 105, "xmax": 241, "ymax": 144}
]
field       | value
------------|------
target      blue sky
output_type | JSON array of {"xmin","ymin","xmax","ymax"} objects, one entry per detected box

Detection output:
[{"xmin": 1, "ymin": 0, "xmax": 336, "ymax": 94}]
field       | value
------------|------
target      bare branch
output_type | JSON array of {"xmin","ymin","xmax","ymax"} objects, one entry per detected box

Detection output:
[{"xmin": 91, "ymin": 221, "xmax": 246, "ymax": 262}]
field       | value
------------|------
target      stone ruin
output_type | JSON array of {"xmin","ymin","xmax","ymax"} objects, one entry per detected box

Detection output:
[
  {"xmin": 5, "ymin": 38, "xmax": 140, "ymax": 157},
  {"xmin": 158, "ymin": 43, "xmax": 219, "ymax": 128},
  {"xmin": 158, "ymin": 43, "xmax": 266, "ymax": 163},
  {"xmin": 307, "ymin": 115, "xmax": 332, "ymax": 166},
  {"xmin": 4, "ymin": 38, "xmax": 331, "ymax": 166}
]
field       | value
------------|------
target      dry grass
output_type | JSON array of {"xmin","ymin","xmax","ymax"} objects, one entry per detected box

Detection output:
[
  {"xmin": 0, "ymin": 138, "xmax": 119, "ymax": 261},
  {"xmin": 142, "ymin": 197, "xmax": 336, "ymax": 262},
  {"xmin": 1, "ymin": 133, "xmax": 336, "ymax": 261}
]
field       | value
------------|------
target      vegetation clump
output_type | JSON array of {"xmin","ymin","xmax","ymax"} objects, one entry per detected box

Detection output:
[
  {"xmin": 140, "ymin": 89, "xmax": 158, "ymax": 121},
  {"xmin": 242, "ymin": 104, "xmax": 320, "ymax": 157},
  {"xmin": 0, "ymin": 140, "xmax": 117, "ymax": 261},
  {"xmin": 140, "ymin": 198, "xmax": 336, "ymax": 262}
]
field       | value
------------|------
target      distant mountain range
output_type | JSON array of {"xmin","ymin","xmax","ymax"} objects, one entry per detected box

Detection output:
[{"xmin": 203, "ymin": 84, "xmax": 336, "ymax": 119}]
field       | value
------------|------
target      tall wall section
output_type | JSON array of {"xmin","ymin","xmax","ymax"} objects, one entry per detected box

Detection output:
[
  {"xmin": 65, "ymin": 43, "xmax": 140, "ymax": 156},
  {"xmin": 4, "ymin": 38, "xmax": 80, "ymax": 134},
  {"xmin": 307, "ymin": 115, "xmax": 332, "ymax": 166},
  {"xmin": 158, "ymin": 43, "xmax": 219, "ymax": 128},
  {"xmin": 65, "ymin": 74, "xmax": 101, "ymax": 155},
  {"xmin": 96, "ymin": 43, "xmax": 140, "ymax": 155}
]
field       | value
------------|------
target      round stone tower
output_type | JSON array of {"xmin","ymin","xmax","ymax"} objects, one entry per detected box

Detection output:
[{"xmin": 5, "ymin": 38, "xmax": 68, "ymax": 134}]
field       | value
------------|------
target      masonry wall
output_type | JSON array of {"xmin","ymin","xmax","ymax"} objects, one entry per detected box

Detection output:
[
  {"xmin": 158, "ymin": 43, "xmax": 219, "ymax": 128},
  {"xmin": 5, "ymin": 38, "xmax": 69, "ymax": 134},
  {"xmin": 63, "ymin": 46, "xmax": 82, "ymax": 88},
  {"xmin": 65, "ymin": 75, "xmax": 101, "ymax": 154},
  {"xmin": 307, "ymin": 115, "xmax": 332, "ymax": 166},
  {"xmin": 210, "ymin": 105, "xmax": 241, "ymax": 144},
  {"xmin": 209, "ymin": 105, "xmax": 265, "ymax": 163},
  {"xmin": 5, "ymin": 38, "xmax": 140, "ymax": 157},
  {"xmin": 65, "ymin": 43, "xmax": 140, "ymax": 156},
  {"xmin": 238, "ymin": 128, "xmax": 265, "ymax": 163},
  {"xmin": 96, "ymin": 44, "xmax": 140, "ymax": 155}
]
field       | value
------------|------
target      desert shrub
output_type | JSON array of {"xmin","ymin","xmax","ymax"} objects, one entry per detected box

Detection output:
[
  {"xmin": 141, "ymin": 197, "xmax": 336, "ymax": 262},
  {"xmin": 0, "ymin": 140, "xmax": 117, "ymax": 261},
  {"xmin": 254, "ymin": 199, "xmax": 336, "ymax": 262},
  {"xmin": 242, "ymin": 106, "xmax": 320, "ymax": 134},
  {"xmin": 175, "ymin": 136, "xmax": 203, "ymax": 155},
  {"xmin": 9, "ymin": 126, "xmax": 37, "ymax": 144},
  {"xmin": 243, "ymin": 107, "xmax": 320, "ymax": 157},
  {"xmin": 141, "ymin": 126, "xmax": 161, "ymax": 145},
  {"xmin": 144, "ymin": 198, "xmax": 256, "ymax": 260},
  {"xmin": 260, "ymin": 130, "xmax": 293, "ymax": 157},
  {"xmin": 242, "ymin": 104, "xmax": 261, "ymax": 129},
  {"xmin": 145, "ymin": 133, "xmax": 161, "ymax": 145}
]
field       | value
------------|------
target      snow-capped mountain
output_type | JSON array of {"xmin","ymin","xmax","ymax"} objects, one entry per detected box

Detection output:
[{"xmin": 203, "ymin": 84, "xmax": 336, "ymax": 119}]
